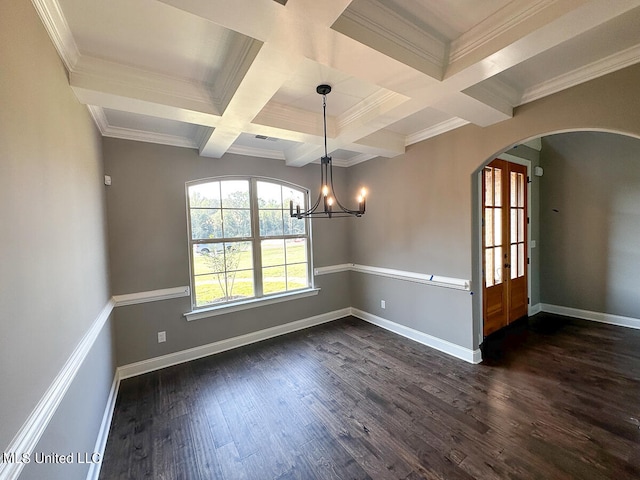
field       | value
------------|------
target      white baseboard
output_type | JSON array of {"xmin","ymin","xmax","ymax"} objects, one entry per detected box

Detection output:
[
  {"xmin": 351, "ymin": 308, "xmax": 482, "ymax": 364},
  {"xmin": 540, "ymin": 303, "xmax": 640, "ymax": 330},
  {"xmin": 86, "ymin": 371, "xmax": 121, "ymax": 480},
  {"xmin": 529, "ymin": 303, "xmax": 542, "ymax": 316},
  {"xmin": 118, "ymin": 307, "xmax": 352, "ymax": 379}
]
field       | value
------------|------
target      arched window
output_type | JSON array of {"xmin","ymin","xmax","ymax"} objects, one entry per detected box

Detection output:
[{"xmin": 187, "ymin": 177, "xmax": 311, "ymax": 309}]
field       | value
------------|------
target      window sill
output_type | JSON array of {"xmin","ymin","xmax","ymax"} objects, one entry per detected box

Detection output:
[{"xmin": 184, "ymin": 288, "xmax": 321, "ymax": 321}]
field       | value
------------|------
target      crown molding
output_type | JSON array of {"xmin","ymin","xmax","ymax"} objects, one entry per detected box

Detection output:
[
  {"xmin": 467, "ymin": 77, "xmax": 521, "ymax": 109},
  {"xmin": 331, "ymin": 153, "xmax": 376, "ymax": 168},
  {"xmin": 253, "ymin": 102, "xmax": 328, "ymax": 138},
  {"xmin": 226, "ymin": 144, "xmax": 286, "ymax": 160},
  {"xmin": 519, "ymin": 43, "xmax": 640, "ymax": 105},
  {"xmin": 31, "ymin": 0, "xmax": 80, "ymax": 71},
  {"xmin": 87, "ymin": 105, "xmax": 109, "ymax": 132},
  {"xmin": 333, "ymin": 0, "xmax": 445, "ymax": 79},
  {"xmin": 449, "ymin": 0, "xmax": 555, "ymax": 65},
  {"xmin": 337, "ymin": 90, "xmax": 407, "ymax": 133},
  {"xmin": 102, "ymin": 126, "xmax": 199, "ymax": 149},
  {"xmin": 213, "ymin": 37, "xmax": 263, "ymax": 114},
  {"xmin": 86, "ymin": 105, "xmax": 199, "ymax": 149},
  {"xmin": 195, "ymin": 126, "xmax": 215, "ymax": 152},
  {"xmin": 405, "ymin": 118, "xmax": 469, "ymax": 146}
]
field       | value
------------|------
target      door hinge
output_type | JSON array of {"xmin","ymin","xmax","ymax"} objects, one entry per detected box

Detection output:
[
  {"xmin": 528, "ymin": 297, "xmax": 530, "ymax": 305},
  {"xmin": 527, "ymin": 176, "xmax": 531, "ymax": 184},
  {"xmin": 527, "ymin": 257, "xmax": 530, "ymax": 265},
  {"xmin": 527, "ymin": 217, "xmax": 530, "ymax": 224}
]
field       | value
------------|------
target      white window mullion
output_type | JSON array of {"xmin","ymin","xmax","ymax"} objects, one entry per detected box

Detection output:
[{"xmin": 250, "ymin": 178, "xmax": 264, "ymax": 297}]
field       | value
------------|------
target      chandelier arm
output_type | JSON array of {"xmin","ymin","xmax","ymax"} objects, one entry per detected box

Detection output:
[{"xmin": 328, "ymin": 158, "xmax": 360, "ymax": 214}]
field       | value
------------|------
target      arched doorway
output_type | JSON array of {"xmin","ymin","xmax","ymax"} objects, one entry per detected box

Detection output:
[{"xmin": 473, "ymin": 131, "xmax": 640, "ymax": 355}]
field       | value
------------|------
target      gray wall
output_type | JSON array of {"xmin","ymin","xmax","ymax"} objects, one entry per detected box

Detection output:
[
  {"xmin": 20, "ymin": 319, "xmax": 116, "ymax": 480},
  {"xmin": 103, "ymin": 139, "xmax": 351, "ymax": 365},
  {"xmin": 346, "ymin": 65, "xmax": 640, "ymax": 350},
  {"xmin": 540, "ymin": 132, "xmax": 640, "ymax": 318},
  {"xmin": 0, "ymin": 2, "xmax": 115, "ymax": 478}
]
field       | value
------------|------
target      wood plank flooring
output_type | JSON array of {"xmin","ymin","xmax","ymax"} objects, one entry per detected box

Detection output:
[{"xmin": 99, "ymin": 313, "xmax": 640, "ymax": 479}]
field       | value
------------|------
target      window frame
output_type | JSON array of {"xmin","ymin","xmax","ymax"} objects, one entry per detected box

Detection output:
[{"xmin": 185, "ymin": 175, "xmax": 314, "ymax": 311}]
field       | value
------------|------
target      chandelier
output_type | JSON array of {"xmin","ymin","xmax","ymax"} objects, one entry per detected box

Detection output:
[{"xmin": 289, "ymin": 84, "xmax": 367, "ymax": 219}]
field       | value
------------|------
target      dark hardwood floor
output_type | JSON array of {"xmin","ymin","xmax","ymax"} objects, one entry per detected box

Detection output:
[{"xmin": 99, "ymin": 313, "xmax": 640, "ymax": 479}]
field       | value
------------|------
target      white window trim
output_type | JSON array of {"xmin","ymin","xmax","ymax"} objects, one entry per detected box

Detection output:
[
  {"xmin": 184, "ymin": 287, "xmax": 320, "ymax": 321},
  {"xmin": 186, "ymin": 175, "xmax": 314, "ymax": 312}
]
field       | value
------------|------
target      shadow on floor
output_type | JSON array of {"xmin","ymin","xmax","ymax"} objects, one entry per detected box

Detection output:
[{"xmin": 480, "ymin": 312, "xmax": 571, "ymax": 364}]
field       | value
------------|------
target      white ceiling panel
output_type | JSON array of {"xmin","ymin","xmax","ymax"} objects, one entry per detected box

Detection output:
[{"xmin": 31, "ymin": 0, "xmax": 640, "ymax": 165}]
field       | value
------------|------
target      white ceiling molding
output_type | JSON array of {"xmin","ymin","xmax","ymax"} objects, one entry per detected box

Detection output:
[
  {"xmin": 195, "ymin": 127, "xmax": 215, "ymax": 153},
  {"xmin": 332, "ymin": 153, "xmax": 376, "ymax": 168},
  {"xmin": 100, "ymin": 126, "xmax": 199, "ymax": 149},
  {"xmin": 252, "ymin": 103, "xmax": 328, "ymax": 140},
  {"xmin": 31, "ymin": 0, "xmax": 80, "ymax": 71},
  {"xmin": 331, "ymin": 0, "xmax": 446, "ymax": 79},
  {"xmin": 87, "ymin": 105, "xmax": 200, "ymax": 149},
  {"xmin": 32, "ymin": 0, "xmax": 640, "ymax": 167},
  {"xmin": 519, "ymin": 43, "xmax": 640, "ymax": 105},
  {"xmin": 405, "ymin": 118, "xmax": 470, "ymax": 146},
  {"xmin": 226, "ymin": 144, "xmax": 286, "ymax": 160},
  {"xmin": 337, "ymin": 90, "xmax": 409, "ymax": 133},
  {"xmin": 211, "ymin": 37, "xmax": 264, "ymax": 114},
  {"xmin": 86, "ymin": 105, "xmax": 109, "ymax": 133},
  {"xmin": 448, "ymin": 0, "xmax": 556, "ymax": 65}
]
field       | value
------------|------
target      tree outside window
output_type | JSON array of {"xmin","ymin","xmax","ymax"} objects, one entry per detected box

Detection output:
[{"xmin": 187, "ymin": 177, "xmax": 310, "ymax": 308}]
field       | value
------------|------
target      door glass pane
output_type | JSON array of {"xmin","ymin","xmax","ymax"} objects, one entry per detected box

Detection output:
[
  {"xmin": 518, "ymin": 210, "xmax": 525, "ymax": 242},
  {"xmin": 511, "ymin": 244, "xmax": 517, "ymax": 280},
  {"xmin": 494, "ymin": 208, "xmax": 502, "ymax": 247},
  {"xmin": 494, "ymin": 246, "xmax": 503, "ymax": 284},
  {"xmin": 518, "ymin": 243, "xmax": 525, "ymax": 277},
  {"xmin": 485, "ymin": 248, "xmax": 494, "ymax": 287},
  {"xmin": 485, "ymin": 208, "xmax": 493, "ymax": 247},
  {"xmin": 510, "ymin": 172, "xmax": 517, "ymax": 207},
  {"xmin": 510, "ymin": 209, "xmax": 517, "ymax": 243},
  {"xmin": 484, "ymin": 168, "xmax": 493, "ymax": 207},
  {"xmin": 518, "ymin": 173, "xmax": 525, "ymax": 207},
  {"xmin": 494, "ymin": 168, "xmax": 502, "ymax": 207}
]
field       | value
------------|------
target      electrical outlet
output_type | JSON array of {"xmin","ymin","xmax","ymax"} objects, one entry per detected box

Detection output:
[
  {"xmin": 157, "ymin": 331, "xmax": 166, "ymax": 343},
  {"xmin": 381, "ymin": 300, "xmax": 386, "ymax": 309}
]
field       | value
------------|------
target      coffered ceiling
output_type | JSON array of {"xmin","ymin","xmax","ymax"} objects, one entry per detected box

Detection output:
[{"xmin": 34, "ymin": 0, "xmax": 640, "ymax": 166}]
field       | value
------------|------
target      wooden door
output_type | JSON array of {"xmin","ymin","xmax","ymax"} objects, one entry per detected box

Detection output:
[{"xmin": 482, "ymin": 159, "xmax": 528, "ymax": 337}]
